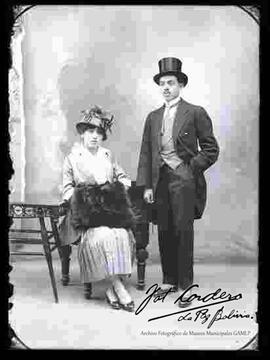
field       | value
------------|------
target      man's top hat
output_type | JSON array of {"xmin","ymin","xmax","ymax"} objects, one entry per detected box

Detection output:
[{"xmin": 153, "ymin": 57, "xmax": 188, "ymax": 86}]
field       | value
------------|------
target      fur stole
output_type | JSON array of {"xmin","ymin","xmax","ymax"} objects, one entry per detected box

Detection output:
[{"xmin": 70, "ymin": 181, "xmax": 137, "ymax": 231}]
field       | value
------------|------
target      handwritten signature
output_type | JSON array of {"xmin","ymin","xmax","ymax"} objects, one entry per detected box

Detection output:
[{"xmin": 135, "ymin": 284, "xmax": 254, "ymax": 328}]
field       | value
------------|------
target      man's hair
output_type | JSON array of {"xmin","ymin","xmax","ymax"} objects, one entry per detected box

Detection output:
[{"xmin": 158, "ymin": 74, "xmax": 184, "ymax": 86}]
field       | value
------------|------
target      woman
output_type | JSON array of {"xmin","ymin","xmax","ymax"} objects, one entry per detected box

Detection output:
[{"xmin": 59, "ymin": 105, "xmax": 136, "ymax": 312}]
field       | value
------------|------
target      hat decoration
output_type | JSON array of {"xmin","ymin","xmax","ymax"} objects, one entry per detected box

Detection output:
[{"xmin": 77, "ymin": 105, "xmax": 114, "ymax": 134}]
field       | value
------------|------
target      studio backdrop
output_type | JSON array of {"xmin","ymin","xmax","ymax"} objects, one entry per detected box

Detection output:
[{"xmin": 9, "ymin": 5, "xmax": 259, "ymax": 263}]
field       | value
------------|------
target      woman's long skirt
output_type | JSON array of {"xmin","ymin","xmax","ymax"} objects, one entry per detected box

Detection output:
[{"xmin": 77, "ymin": 226, "xmax": 136, "ymax": 283}]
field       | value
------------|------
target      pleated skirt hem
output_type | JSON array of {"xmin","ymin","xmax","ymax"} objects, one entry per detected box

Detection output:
[{"xmin": 77, "ymin": 226, "xmax": 135, "ymax": 283}]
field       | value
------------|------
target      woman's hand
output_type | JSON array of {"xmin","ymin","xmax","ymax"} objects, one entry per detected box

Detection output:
[
  {"xmin": 59, "ymin": 199, "xmax": 70, "ymax": 216},
  {"xmin": 124, "ymin": 184, "xmax": 130, "ymax": 192},
  {"xmin": 143, "ymin": 189, "xmax": 154, "ymax": 204}
]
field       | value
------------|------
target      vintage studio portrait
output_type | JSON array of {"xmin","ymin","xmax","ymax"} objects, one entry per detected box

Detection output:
[{"xmin": 7, "ymin": 5, "xmax": 259, "ymax": 350}]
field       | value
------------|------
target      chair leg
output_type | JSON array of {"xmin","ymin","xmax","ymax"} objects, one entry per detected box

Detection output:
[
  {"xmin": 43, "ymin": 243, "xmax": 59, "ymax": 303},
  {"xmin": 39, "ymin": 217, "xmax": 59, "ymax": 303},
  {"xmin": 84, "ymin": 283, "xmax": 92, "ymax": 299},
  {"xmin": 58, "ymin": 245, "xmax": 72, "ymax": 286},
  {"xmin": 136, "ymin": 248, "xmax": 149, "ymax": 290},
  {"xmin": 61, "ymin": 272, "xmax": 70, "ymax": 286}
]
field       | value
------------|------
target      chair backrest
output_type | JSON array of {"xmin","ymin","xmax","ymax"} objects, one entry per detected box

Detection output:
[
  {"xmin": 9, "ymin": 203, "xmax": 60, "ymax": 303},
  {"xmin": 9, "ymin": 203, "xmax": 62, "ymax": 255},
  {"xmin": 9, "ymin": 203, "xmax": 62, "ymax": 219}
]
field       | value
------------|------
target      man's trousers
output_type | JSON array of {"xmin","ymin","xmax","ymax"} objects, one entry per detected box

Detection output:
[{"xmin": 155, "ymin": 162, "xmax": 196, "ymax": 290}]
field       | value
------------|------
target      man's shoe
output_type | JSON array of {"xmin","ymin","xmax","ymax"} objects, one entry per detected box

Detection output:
[
  {"xmin": 177, "ymin": 289, "xmax": 193, "ymax": 308},
  {"xmin": 155, "ymin": 285, "xmax": 178, "ymax": 296},
  {"xmin": 178, "ymin": 299, "xmax": 193, "ymax": 308}
]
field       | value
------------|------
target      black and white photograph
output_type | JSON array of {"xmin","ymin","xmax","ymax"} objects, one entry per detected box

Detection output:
[{"xmin": 7, "ymin": 4, "xmax": 259, "ymax": 350}]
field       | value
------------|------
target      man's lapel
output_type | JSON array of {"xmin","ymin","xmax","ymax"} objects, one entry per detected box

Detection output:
[
  {"xmin": 152, "ymin": 105, "xmax": 165, "ymax": 150},
  {"xmin": 172, "ymin": 99, "xmax": 190, "ymax": 143},
  {"xmin": 152, "ymin": 99, "xmax": 190, "ymax": 150}
]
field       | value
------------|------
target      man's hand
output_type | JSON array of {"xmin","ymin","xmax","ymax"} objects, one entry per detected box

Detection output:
[{"xmin": 143, "ymin": 189, "xmax": 154, "ymax": 204}]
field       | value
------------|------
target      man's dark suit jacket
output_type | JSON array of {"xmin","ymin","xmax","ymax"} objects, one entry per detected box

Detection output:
[{"xmin": 136, "ymin": 99, "xmax": 219, "ymax": 219}]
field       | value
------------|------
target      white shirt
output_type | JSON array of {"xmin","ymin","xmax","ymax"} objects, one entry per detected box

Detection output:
[
  {"xmin": 162, "ymin": 94, "xmax": 182, "ymax": 134},
  {"xmin": 160, "ymin": 95, "xmax": 183, "ymax": 169}
]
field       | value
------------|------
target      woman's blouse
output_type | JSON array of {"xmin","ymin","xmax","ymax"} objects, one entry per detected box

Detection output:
[{"xmin": 62, "ymin": 143, "xmax": 131, "ymax": 201}]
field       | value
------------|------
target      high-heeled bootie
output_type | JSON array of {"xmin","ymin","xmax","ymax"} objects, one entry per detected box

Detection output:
[{"xmin": 112, "ymin": 278, "xmax": 134, "ymax": 312}]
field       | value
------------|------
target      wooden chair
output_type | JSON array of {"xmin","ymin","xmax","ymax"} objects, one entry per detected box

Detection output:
[
  {"xmin": 58, "ymin": 181, "xmax": 151, "ymax": 291},
  {"xmin": 128, "ymin": 182, "xmax": 151, "ymax": 290},
  {"xmin": 9, "ymin": 183, "xmax": 151, "ymax": 303},
  {"xmin": 9, "ymin": 203, "xmax": 62, "ymax": 303}
]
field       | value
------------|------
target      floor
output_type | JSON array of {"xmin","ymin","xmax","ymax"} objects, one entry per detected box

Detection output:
[{"xmin": 9, "ymin": 249, "xmax": 258, "ymax": 350}]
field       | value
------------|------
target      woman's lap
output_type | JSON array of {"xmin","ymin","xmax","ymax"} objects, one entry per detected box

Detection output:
[{"xmin": 78, "ymin": 226, "xmax": 135, "ymax": 282}]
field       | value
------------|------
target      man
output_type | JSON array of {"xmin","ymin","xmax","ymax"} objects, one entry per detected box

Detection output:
[{"xmin": 136, "ymin": 57, "xmax": 219, "ymax": 307}]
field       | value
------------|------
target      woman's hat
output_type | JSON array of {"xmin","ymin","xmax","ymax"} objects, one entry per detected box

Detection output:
[
  {"xmin": 76, "ymin": 105, "xmax": 114, "ymax": 138},
  {"xmin": 153, "ymin": 57, "xmax": 188, "ymax": 86}
]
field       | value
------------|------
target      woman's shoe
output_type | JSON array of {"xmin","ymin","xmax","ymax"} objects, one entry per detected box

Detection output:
[
  {"xmin": 112, "ymin": 278, "xmax": 134, "ymax": 312},
  {"xmin": 105, "ymin": 293, "xmax": 121, "ymax": 310},
  {"xmin": 119, "ymin": 300, "xmax": 135, "ymax": 312}
]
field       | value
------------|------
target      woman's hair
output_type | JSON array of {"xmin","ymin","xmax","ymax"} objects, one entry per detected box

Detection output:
[{"xmin": 77, "ymin": 123, "xmax": 107, "ymax": 141}]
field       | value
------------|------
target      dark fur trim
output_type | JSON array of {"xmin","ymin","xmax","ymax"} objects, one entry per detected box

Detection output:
[{"xmin": 70, "ymin": 181, "xmax": 137, "ymax": 231}]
